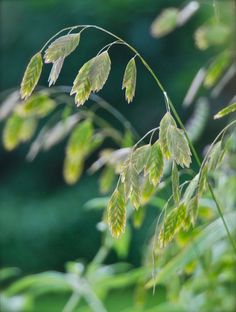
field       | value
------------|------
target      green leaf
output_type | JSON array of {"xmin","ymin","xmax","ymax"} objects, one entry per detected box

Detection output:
[
  {"xmin": 88, "ymin": 51, "xmax": 111, "ymax": 92},
  {"xmin": 150, "ymin": 8, "xmax": 178, "ymax": 38},
  {"xmin": 214, "ymin": 102, "xmax": 236, "ymax": 119},
  {"xmin": 167, "ymin": 125, "xmax": 192, "ymax": 168},
  {"xmin": 18, "ymin": 117, "xmax": 37, "ymax": 142},
  {"xmin": 122, "ymin": 58, "xmax": 137, "ymax": 103},
  {"xmin": 2, "ymin": 113, "xmax": 24, "ymax": 151},
  {"xmin": 48, "ymin": 57, "xmax": 64, "ymax": 86},
  {"xmin": 4, "ymin": 272, "xmax": 70, "ymax": 296},
  {"xmin": 131, "ymin": 144, "xmax": 151, "ymax": 173},
  {"xmin": 158, "ymin": 203, "xmax": 187, "ymax": 248},
  {"xmin": 146, "ymin": 211, "xmax": 236, "ymax": 287},
  {"xmin": 44, "ymin": 33, "xmax": 80, "ymax": 63},
  {"xmin": 112, "ymin": 225, "xmax": 131, "ymax": 258},
  {"xmin": 16, "ymin": 93, "xmax": 56, "ymax": 118},
  {"xmin": 0, "ymin": 267, "xmax": 21, "ymax": 282},
  {"xmin": 204, "ymin": 51, "xmax": 231, "ymax": 88},
  {"xmin": 2, "ymin": 113, "xmax": 37, "ymax": 151},
  {"xmin": 63, "ymin": 156, "xmax": 84, "ymax": 185},
  {"xmin": 195, "ymin": 24, "xmax": 230, "ymax": 50},
  {"xmin": 172, "ymin": 161, "xmax": 180, "ymax": 205},
  {"xmin": 107, "ymin": 184, "xmax": 126, "ymax": 238},
  {"xmin": 145, "ymin": 141, "xmax": 164, "ymax": 186},
  {"xmin": 66, "ymin": 120, "xmax": 93, "ymax": 161},
  {"xmin": 159, "ymin": 112, "xmax": 177, "ymax": 159},
  {"xmin": 132, "ymin": 206, "xmax": 146, "ymax": 228},
  {"xmin": 99, "ymin": 166, "xmax": 115, "ymax": 194},
  {"xmin": 121, "ymin": 130, "xmax": 134, "ymax": 147},
  {"xmin": 20, "ymin": 52, "xmax": 43, "ymax": 99}
]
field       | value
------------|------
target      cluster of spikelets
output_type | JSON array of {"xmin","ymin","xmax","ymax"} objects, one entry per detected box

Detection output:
[
  {"xmin": 20, "ymin": 33, "xmax": 137, "ymax": 105},
  {"xmin": 18, "ymin": 30, "xmax": 196, "ymax": 244},
  {"xmin": 16, "ymin": 28, "xmax": 235, "ymax": 247}
]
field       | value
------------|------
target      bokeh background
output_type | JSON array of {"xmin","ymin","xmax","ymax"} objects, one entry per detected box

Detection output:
[{"xmin": 0, "ymin": 0, "xmax": 232, "ymax": 276}]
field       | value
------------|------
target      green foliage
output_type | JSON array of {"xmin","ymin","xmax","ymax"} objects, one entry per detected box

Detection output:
[
  {"xmin": 99, "ymin": 166, "xmax": 116, "ymax": 194},
  {"xmin": 150, "ymin": 8, "xmax": 178, "ymax": 38},
  {"xmin": 15, "ymin": 93, "xmax": 55, "ymax": 118},
  {"xmin": 195, "ymin": 23, "xmax": 230, "ymax": 50},
  {"xmin": 204, "ymin": 51, "xmax": 231, "ymax": 88},
  {"xmin": 3, "ymin": 113, "xmax": 37, "ymax": 151},
  {"xmin": 63, "ymin": 120, "xmax": 93, "ymax": 184},
  {"xmin": 122, "ymin": 58, "xmax": 137, "ymax": 103},
  {"xmin": 214, "ymin": 102, "xmax": 236, "ymax": 119},
  {"xmin": 20, "ymin": 53, "xmax": 43, "ymax": 99}
]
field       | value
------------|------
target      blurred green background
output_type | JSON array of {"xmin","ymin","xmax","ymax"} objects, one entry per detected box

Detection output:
[{"xmin": 0, "ymin": 0, "xmax": 229, "ymax": 274}]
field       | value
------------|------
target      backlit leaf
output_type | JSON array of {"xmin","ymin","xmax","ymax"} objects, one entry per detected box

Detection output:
[
  {"xmin": 159, "ymin": 112, "xmax": 177, "ymax": 159},
  {"xmin": 63, "ymin": 157, "xmax": 84, "ymax": 185},
  {"xmin": 99, "ymin": 166, "xmax": 115, "ymax": 194},
  {"xmin": 3, "ymin": 113, "xmax": 24, "ymax": 151},
  {"xmin": 195, "ymin": 24, "xmax": 230, "ymax": 50},
  {"xmin": 145, "ymin": 141, "xmax": 164, "ymax": 186},
  {"xmin": 122, "ymin": 58, "xmax": 137, "ymax": 103},
  {"xmin": 150, "ymin": 8, "xmax": 178, "ymax": 38},
  {"xmin": 20, "ymin": 53, "xmax": 43, "ymax": 99},
  {"xmin": 18, "ymin": 117, "xmax": 37, "ymax": 142},
  {"xmin": 167, "ymin": 125, "xmax": 192, "ymax": 168},
  {"xmin": 16, "ymin": 93, "xmax": 55, "ymax": 118},
  {"xmin": 214, "ymin": 102, "xmax": 236, "ymax": 119},
  {"xmin": 172, "ymin": 161, "xmax": 180, "ymax": 205},
  {"xmin": 2, "ymin": 113, "xmax": 37, "ymax": 151},
  {"xmin": 44, "ymin": 34, "xmax": 80, "ymax": 63},
  {"xmin": 112, "ymin": 225, "xmax": 131, "ymax": 258},
  {"xmin": 66, "ymin": 120, "xmax": 93, "ymax": 161},
  {"xmin": 107, "ymin": 184, "xmax": 126, "ymax": 238},
  {"xmin": 204, "ymin": 51, "xmax": 231, "ymax": 88},
  {"xmin": 132, "ymin": 206, "xmax": 146, "ymax": 228}
]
